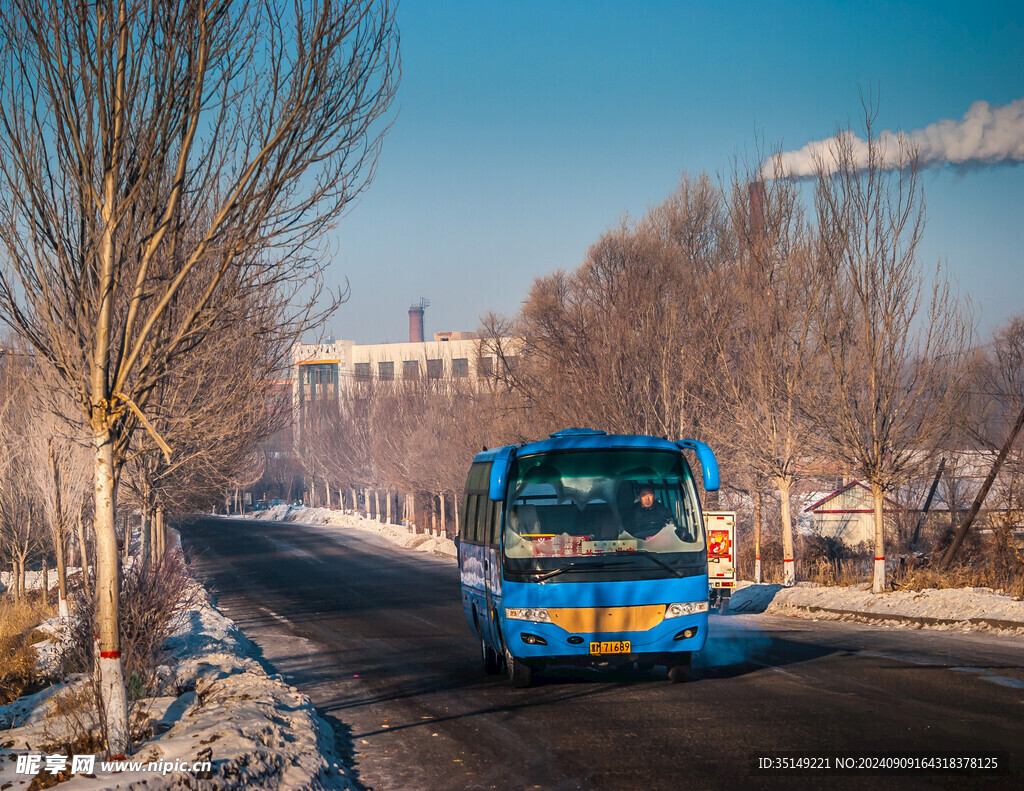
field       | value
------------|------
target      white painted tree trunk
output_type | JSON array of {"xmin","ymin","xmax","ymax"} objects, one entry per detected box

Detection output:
[
  {"xmin": 777, "ymin": 477, "xmax": 796, "ymax": 586},
  {"xmin": 754, "ymin": 489, "xmax": 762, "ymax": 585},
  {"xmin": 871, "ymin": 481, "xmax": 886, "ymax": 593},
  {"xmin": 93, "ymin": 431, "xmax": 129, "ymax": 756},
  {"xmin": 440, "ymin": 493, "xmax": 446, "ymax": 538}
]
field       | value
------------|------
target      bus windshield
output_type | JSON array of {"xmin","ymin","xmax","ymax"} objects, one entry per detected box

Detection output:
[{"xmin": 503, "ymin": 449, "xmax": 705, "ymax": 568}]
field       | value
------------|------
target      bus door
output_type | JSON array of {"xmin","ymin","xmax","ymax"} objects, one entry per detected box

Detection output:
[
  {"xmin": 484, "ymin": 498, "xmax": 503, "ymax": 643},
  {"xmin": 474, "ymin": 494, "xmax": 500, "ymax": 647}
]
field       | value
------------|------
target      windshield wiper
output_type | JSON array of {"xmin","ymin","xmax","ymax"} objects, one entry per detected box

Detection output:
[
  {"xmin": 613, "ymin": 549, "xmax": 684, "ymax": 577},
  {"xmin": 532, "ymin": 560, "xmax": 620, "ymax": 582}
]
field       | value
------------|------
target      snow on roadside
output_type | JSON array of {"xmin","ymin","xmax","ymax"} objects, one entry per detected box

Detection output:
[
  {"xmin": 729, "ymin": 580, "xmax": 1024, "ymax": 632},
  {"xmin": 0, "ymin": 548, "xmax": 354, "ymax": 790},
  {"xmin": 247, "ymin": 505, "xmax": 457, "ymax": 558}
]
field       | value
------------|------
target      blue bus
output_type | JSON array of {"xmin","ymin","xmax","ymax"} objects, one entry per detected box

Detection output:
[{"xmin": 458, "ymin": 428, "xmax": 719, "ymax": 687}]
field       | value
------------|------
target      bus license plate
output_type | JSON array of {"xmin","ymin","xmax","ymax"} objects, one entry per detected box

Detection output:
[{"xmin": 589, "ymin": 641, "xmax": 630, "ymax": 655}]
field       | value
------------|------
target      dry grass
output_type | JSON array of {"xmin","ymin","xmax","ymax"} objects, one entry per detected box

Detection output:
[
  {"xmin": 0, "ymin": 594, "xmax": 56, "ymax": 704},
  {"xmin": 890, "ymin": 563, "xmax": 1024, "ymax": 599},
  {"xmin": 798, "ymin": 557, "xmax": 871, "ymax": 587}
]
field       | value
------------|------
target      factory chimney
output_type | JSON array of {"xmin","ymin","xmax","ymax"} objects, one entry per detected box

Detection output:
[{"xmin": 408, "ymin": 297, "xmax": 429, "ymax": 343}]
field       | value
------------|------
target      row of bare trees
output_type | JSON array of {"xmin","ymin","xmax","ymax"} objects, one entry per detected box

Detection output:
[{"xmin": 298, "ymin": 376, "xmax": 515, "ymax": 536}]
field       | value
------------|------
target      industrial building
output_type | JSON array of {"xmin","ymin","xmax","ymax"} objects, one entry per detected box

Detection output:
[{"xmin": 291, "ymin": 300, "xmax": 515, "ymax": 435}]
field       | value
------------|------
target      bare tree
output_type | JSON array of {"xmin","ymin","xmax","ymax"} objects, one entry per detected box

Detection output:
[
  {"xmin": 501, "ymin": 173, "xmax": 730, "ymax": 443},
  {"xmin": 941, "ymin": 314, "xmax": 1024, "ymax": 568},
  {"xmin": 30, "ymin": 410, "xmax": 93, "ymax": 618},
  {"xmin": 806, "ymin": 105, "xmax": 972, "ymax": 592},
  {"xmin": 712, "ymin": 169, "xmax": 823, "ymax": 585},
  {"xmin": 0, "ymin": 0, "xmax": 397, "ymax": 754}
]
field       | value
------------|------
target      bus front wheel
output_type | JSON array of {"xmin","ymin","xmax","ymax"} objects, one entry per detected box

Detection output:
[
  {"xmin": 668, "ymin": 653, "xmax": 692, "ymax": 683},
  {"xmin": 504, "ymin": 646, "xmax": 534, "ymax": 688}
]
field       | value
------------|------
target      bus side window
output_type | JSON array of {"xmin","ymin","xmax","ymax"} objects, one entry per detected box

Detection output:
[
  {"xmin": 464, "ymin": 494, "xmax": 479, "ymax": 544},
  {"xmin": 460, "ymin": 494, "xmax": 472, "ymax": 540},
  {"xmin": 476, "ymin": 496, "xmax": 491, "ymax": 547},
  {"xmin": 489, "ymin": 500, "xmax": 502, "ymax": 547}
]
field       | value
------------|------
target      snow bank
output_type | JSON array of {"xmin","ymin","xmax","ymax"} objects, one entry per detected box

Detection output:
[
  {"xmin": 729, "ymin": 580, "xmax": 1024, "ymax": 632},
  {"xmin": 247, "ymin": 506, "xmax": 458, "ymax": 559},
  {"xmin": 0, "ymin": 559, "xmax": 353, "ymax": 790}
]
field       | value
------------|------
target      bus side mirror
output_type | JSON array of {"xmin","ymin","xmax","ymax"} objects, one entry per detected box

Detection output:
[
  {"xmin": 675, "ymin": 439, "xmax": 720, "ymax": 492},
  {"xmin": 489, "ymin": 446, "xmax": 517, "ymax": 500}
]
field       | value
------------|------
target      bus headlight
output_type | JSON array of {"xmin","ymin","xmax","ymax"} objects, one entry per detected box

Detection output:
[
  {"xmin": 664, "ymin": 601, "xmax": 709, "ymax": 619},
  {"xmin": 505, "ymin": 607, "xmax": 552, "ymax": 623}
]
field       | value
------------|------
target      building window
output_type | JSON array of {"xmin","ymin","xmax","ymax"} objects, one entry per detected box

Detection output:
[
  {"xmin": 378, "ymin": 361, "xmax": 394, "ymax": 380},
  {"xmin": 426, "ymin": 358, "xmax": 443, "ymax": 379},
  {"xmin": 478, "ymin": 356, "xmax": 494, "ymax": 379},
  {"xmin": 403, "ymin": 360, "xmax": 420, "ymax": 380},
  {"xmin": 354, "ymin": 362, "xmax": 371, "ymax": 380},
  {"xmin": 505, "ymin": 355, "xmax": 520, "ymax": 375},
  {"xmin": 452, "ymin": 358, "xmax": 469, "ymax": 378}
]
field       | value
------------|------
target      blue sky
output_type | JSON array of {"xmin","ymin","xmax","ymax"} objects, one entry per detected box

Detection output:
[{"xmin": 324, "ymin": 1, "xmax": 1024, "ymax": 343}]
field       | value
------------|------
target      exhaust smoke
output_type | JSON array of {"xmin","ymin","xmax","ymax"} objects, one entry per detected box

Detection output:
[{"xmin": 763, "ymin": 97, "xmax": 1024, "ymax": 179}]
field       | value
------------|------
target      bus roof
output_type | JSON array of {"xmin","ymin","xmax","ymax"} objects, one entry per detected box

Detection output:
[{"xmin": 473, "ymin": 430, "xmax": 681, "ymax": 465}]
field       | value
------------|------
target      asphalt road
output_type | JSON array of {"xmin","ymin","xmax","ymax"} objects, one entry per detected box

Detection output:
[{"xmin": 177, "ymin": 516, "xmax": 1024, "ymax": 791}]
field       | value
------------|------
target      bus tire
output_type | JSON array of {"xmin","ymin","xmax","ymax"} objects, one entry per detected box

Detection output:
[
  {"xmin": 668, "ymin": 653, "xmax": 692, "ymax": 683},
  {"xmin": 481, "ymin": 636, "xmax": 500, "ymax": 675},
  {"xmin": 504, "ymin": 646, "xmax": 534, "ymax": 688}
]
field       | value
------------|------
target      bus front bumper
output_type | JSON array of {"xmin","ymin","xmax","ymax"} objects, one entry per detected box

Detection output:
[{"xmin": 502, "ymin": 613, "xmax": 708, "ymax": 663}]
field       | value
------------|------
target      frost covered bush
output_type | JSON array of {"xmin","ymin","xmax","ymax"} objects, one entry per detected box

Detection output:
[{"xmin": 62, "ymin": 548, "xmax": 198, "ymax": 704}]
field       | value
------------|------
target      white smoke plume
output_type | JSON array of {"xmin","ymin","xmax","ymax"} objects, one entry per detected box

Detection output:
[{"xmin": 763, "ymin": 97, "xmax": 1024, "ymax": 180}]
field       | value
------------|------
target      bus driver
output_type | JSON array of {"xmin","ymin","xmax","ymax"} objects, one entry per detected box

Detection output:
[{"xmin": 631, "ymin": 484, "xmax": 675, "ymax": 540}]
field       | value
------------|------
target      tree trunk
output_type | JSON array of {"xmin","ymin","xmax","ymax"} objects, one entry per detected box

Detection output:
[
  {"xmin": 871, "ymin": 480, "xmax": 886, "ymax": 593},
  {"xmin": 48, "ymin": 439, "xmax": 70, "ymax": 616},
  {"xmin": 141, "ymin": 511, "xmax": 152, "ymax": 567},
  {"xmin": 454, "ymin": 492, "xmax": 460, "ymax": 537},
  {"xmin": 941, "ymin": 405, "xmax": 1024, "ymax": 569},
  {"xmin": 440, "ymin": 493, "xmax": 447, "ymax": 538},
  {"xmin": 42, "ymin": 563, "xmax": 49, "ymax": 606},
  {"xmin": 375, "ymin": 489, "xmax": 381, "ymax": 522},
  {"xmin": 157, "ymin": 507, "xmax": 167, "ymax": 561},
  {"xmin": 56, "ymin": 532, "xmax": 69, "ymax": 618},
  {"xmin": 754, "ymin": 488, "xmax": 762, "ymax": 584},
  {"xmin": 386, "ymin": 489, "xmax": 392, "ymax": 524},
  {"xmin": 93, "ymin": 429, "xmax": 129, "ymax": 756},
  {"xmin": 776, "ymin": 477, "xmax": 795, "ymax": 586},
  {"xmin": 77, "ymin": 509, "xmax": 91, "ymax": 600}
]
